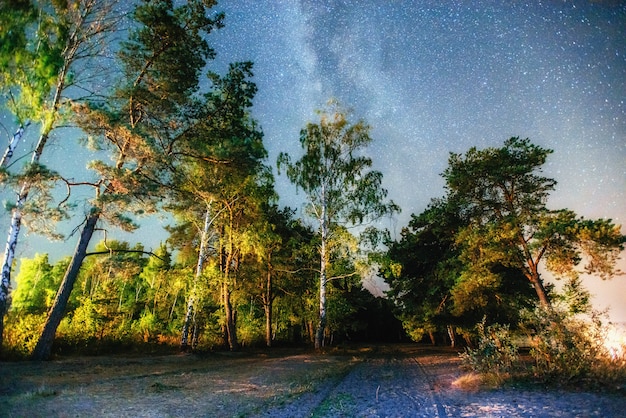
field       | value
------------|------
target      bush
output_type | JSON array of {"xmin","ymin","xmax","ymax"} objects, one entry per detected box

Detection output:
[
  {"xmin": 522, "ymin": 306, "xmax": 626, "ymax": 386},
  {"xmin": 133, "ymin": 310, "xmax": 160, "ymax": 342},
  {"xmin": 460, "ymin": 319, "xmax": 519, "ymax": 385},
  {"xmin": 462, "ymin": 307, "xmax": 626, "ymax": 390},
  {"xmin": 57, "ymin": 297, "xmax": 103, "ymax": 345},
  {"xmin": 2, "ymin": 312, "xmax": 47, "ymax": 358}
]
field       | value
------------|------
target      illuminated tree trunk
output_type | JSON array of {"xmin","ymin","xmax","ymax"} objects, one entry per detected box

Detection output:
[
  {"xmin": 221, "ymin": 219, "xmax": 239, "ymax": 351},
  {"xmin": 181, "ymin": 207, "xmax": 212, "ymax": 351},
  {"xmin": 31, "ymin": 210, "xmax": 100, "ymax": 360},
  {"xmin": 264, "ymin": 301, "xmax": 272, "ymax": 347},
  {"xmin": 315, "ymin": 189, "xmax": 328, "ymax": 350},
  {"xmin": 520, "ymin": 237, "xmax": 552, "ymax": 308},
  {"xmin": 529, "ymin": 271, "xmax": 551, "ymax": 308},
  {"xmin": 0, "ymin": 127, "xmax": 28, "ymax": 335},
  {"xmin": 447, "ymin": 325, "xmax": 456, "ymax": 348},
  {"xmin": 223, "ymin": 281, "xmax": 238, "ymax": 350},
  {"xmin": 262, "ymin": 256, "xmax": 273, "ymax": 347}
]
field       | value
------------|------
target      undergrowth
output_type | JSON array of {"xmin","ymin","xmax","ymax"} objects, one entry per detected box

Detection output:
[{"xmin": 460, "ymin": 307, "xmax": 626, "ymax": 391}]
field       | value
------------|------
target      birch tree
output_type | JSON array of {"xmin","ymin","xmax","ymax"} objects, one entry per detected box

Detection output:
[
  {"xmin": 277, "ymin": 102, "xmax": 398, "ymax": 349},
  {"xmin": 0, "ymin": 0, "xmax": 118, "ymax": 350}
]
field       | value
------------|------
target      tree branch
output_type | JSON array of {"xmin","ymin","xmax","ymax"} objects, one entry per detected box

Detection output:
[{"xmin": 85, "ymin": 248, "xmax": 166, "ymax": 261}]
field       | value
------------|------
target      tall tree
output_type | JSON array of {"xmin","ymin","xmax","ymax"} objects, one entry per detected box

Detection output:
[
  {"xmin": 0, "ymin": 0, "xmax": 118, "ymax": 351},
  {"xmin": 383, "ymin": 197, "xmax": 538, "ymax": 344},
  {"xmin": 443, "ymin": 137, "xmax": 624, "ymax": 308},
  {"xmin": 382, "ymin": 200, "xmax": 465, "ymax": 343},
  {"xmin": 162, "ymin": 60, "xmax": 269, "ymax": 351},
  {"xmin": 31, "ymin": 0, "xmax": 223, "ymax": 360},
  {"xmin": 241, "ymin": 205, "xmax": 315, "ymax": 347},
  {"xmin": 278, "ymin": 101, "xmax": 398, "ymax": 349}
]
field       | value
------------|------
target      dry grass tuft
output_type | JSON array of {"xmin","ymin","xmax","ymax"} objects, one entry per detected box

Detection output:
[{"xmin": 451, "ymin": 372, "xmax": 483, "ymax": 391}]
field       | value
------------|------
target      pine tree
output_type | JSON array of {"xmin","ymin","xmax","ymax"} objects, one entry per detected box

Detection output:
[{"xmin": 31, "ymin": 0, "xmax": 224, "ymax": 360}]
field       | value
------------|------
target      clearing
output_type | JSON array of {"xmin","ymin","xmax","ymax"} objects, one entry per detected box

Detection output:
[{"xmin": 1, "ymin": 344, "xmax": 624, "ymax": 417}]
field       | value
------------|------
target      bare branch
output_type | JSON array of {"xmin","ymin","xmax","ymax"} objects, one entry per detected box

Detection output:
[{"xmin": 85, "ymin": 248, "xmax": 166, "ymax": 261}]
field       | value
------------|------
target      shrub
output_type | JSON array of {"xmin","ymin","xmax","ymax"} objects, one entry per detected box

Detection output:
[
  {"xmin": 460, "ymin": 319, "xmax": 519, "ymax": 385},
  {"xmin": 133, "ymin": 310, "xmax": 160, "ymax": 342},
  {"xmin": 521, "ymin": 306, "xmax": 626, "ymax": 386},
  {"xmin": 460, "ymin": 305, "xmax": 626, "ymax": 390},
  {"xmin": 2, "ymin": 312, "xmax": 47, "ymax": 358}
]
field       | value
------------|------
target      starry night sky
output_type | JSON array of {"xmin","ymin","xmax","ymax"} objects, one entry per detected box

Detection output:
[
  {"xmin": 207, "ymin": 0, "xmax": 626, "ymax": 319},
  {"xmin": 3, "ymin": 1, "xmax": 625, "ymax": 320}
]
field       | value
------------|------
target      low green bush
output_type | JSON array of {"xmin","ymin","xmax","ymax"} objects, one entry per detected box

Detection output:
[
  {"xmin": 522, "ymin": 306, "xmax": 626, "ymax": 387},
  {"xmin": 460, "ymin": 320, "xmax": 519, "ymax": 384},
  {"xmin": 461, "ymin": 307, "xmax": 626, "ymax": 389}
]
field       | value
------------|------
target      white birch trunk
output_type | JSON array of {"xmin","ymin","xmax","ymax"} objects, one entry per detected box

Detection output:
[
  {"xmin": 0, "ymin": 54, "xmax": 69, "ymax": 348},
  {"xmin": 180, "ymin": 206, "xmax": 212, "ymax": 351},
  {"xmin": 315, "ymin": 186, "xmax": 328, "ymax": 349},
  {"xmin": 0, "ymin": 123, "xmax": 28, "ymax": 168}
]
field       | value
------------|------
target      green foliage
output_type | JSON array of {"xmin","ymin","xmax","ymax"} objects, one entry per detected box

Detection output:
[
  {"xmin": 461, "ymin": 304, "xmax": 626, "ymax": 388},
  {"xmin": 443, "ymin": 137, "xmax": 624, "ymax": 308},
  {"xmin": 2, "ymin": 312, "xmax": 46, "ymax": 357},
  {"xmin": 57, "ymin": 297, "xmax": 103, "ymax": 346},
  {"xmin": 236, "ymin": 300, "xmax": 265, "ymax": 347},
  {"xmin": 9, "ymin": 162, "xmax": 69, "ymax": 239},
  {"xmin": 277, "ymin": 100, "xmax": 399, "ymax": 227},
  {"xmin": 120, "ymin": 0, "xmax": 224, "ymax": 114},
  {"xmin": 444, "ymin": 137, "xmax": 556, "ymax": 221},
  {"xmin": 133, "ymin": 310, "xmax": 159, "ymax": 342},
  {"xmin": 521, "ymin": 306, "xmax": 624, "ymax": 384},
  {"xmin": 0, "ymin": 0, "xmax": 63, "ymax": 123},
  {"xmin": 460, "ymin": 320, "xmax": 519, "ymax": 381},
  {"xmin": 12, "ymin": 254, "xmax": 60, "ymax": 313}
]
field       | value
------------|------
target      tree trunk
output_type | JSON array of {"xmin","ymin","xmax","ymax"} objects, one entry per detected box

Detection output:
[
  {"xmin": 447, "ymin": 325, "xmax": 456, "ymax": 348},
  {"xmin": 315, "ymin": 272, "xmax": 327, "ymax": 349},
  {"xmin": 180, "ymin": 297, "xmax": 195, "ymax": 351},
  {"xmin": 31, "ymin": 210, "xmax": 100, "ymax": 360},
  {"xmin": 0, "ymin": 123, "xmax": 28, "ymax": 167},
  {"xmin": 529, "ymin": 270, "xmax": 551, "ymax": 308},
  {"xmin": 0, "ymin": 203, "xmax": 22, "ymax": 353},
  {"xmin": 264, "ymin": 276, "xmax": 272, "ymax": 347},
  {"xmin": 263, "ymin": 258, "xmax": 273, "ymax": 347},
  {"xmin": 307, "ymin": 320, "xmax": 315, "ymax": 343},
  {"xmin": 264, "ymin": 302, "xmax": 272, "ymax": 348},
  {"xmin": 181, "ymin": 207, "xmax": 212, "ymax": 351},
  {"xmin": 223, "ymin": 282, "xmax": 238, "ymax": 350},
  {"xmin": 315, "ymin": 192, "xmax": 328, "ymax": 350}
]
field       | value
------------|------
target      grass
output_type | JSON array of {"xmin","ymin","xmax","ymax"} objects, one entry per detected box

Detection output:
[
  {"xmin": 0, "ymin": 348, "xmax": 362, "ymax": 417},
  {"xmin": 312, "ymin": 392, "xmax": 355, "ymax": 417},
  {"xmin": 23, "ymin": 386, "xmax": 60, "ymax": 398}
]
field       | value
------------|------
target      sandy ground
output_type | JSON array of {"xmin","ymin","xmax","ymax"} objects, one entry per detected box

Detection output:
[{"xmin": 1, "ymin": 344, "xmax": 624, "ymax": 417}]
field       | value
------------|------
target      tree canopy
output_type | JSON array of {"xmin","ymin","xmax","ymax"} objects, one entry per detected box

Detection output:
[{"xmin": 384, "ymin": 137, "xmax": 624, "ymax": 344}]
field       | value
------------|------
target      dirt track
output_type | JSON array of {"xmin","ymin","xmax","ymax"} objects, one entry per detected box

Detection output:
[{"xmin": 1, "ymin": 344, "xmax": 625, "ymax": 417}]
